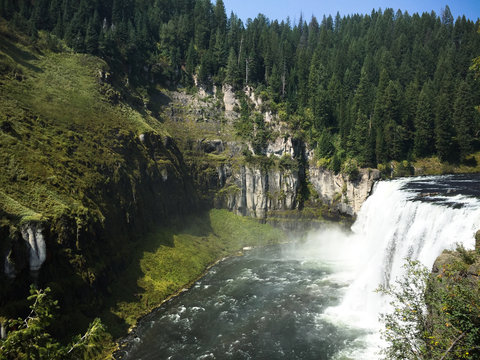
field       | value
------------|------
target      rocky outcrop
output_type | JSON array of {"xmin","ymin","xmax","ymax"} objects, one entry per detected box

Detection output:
[
  {"xmin": 222, "ymin": 84, "xmax": 238, "ymax": 113},
  {"xmin": 215, "ymin": 163, "xmax": 299, "ymax": 219},
  {"xmin": 309, "ymin": 165, "xmax": 380, "ymax": 216},
  {"xmin": 164, "ymin": 86, "xmax": 379, "ymax": 219}
]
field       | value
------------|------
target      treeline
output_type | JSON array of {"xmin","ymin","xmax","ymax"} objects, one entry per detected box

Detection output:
[{"xmin": 2, "ymin": 0, "xmax": 480, "ymax": 166}]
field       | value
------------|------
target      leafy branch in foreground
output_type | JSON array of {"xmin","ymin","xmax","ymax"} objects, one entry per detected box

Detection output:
[
  {"xmin": 0, "ymin": 286, "xmax": 107, "ymax": 360},
  {"xmin": 378, "ymin": 259, "xmax": 480, "ymax": 360}
]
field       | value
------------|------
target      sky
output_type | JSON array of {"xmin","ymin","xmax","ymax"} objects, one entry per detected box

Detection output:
[{"xmin": 221, "ymin": 0, "xmax": 480, "ymax": 24}]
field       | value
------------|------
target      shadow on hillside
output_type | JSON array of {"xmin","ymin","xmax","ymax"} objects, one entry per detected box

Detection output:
[
  {"xmin": 147, "ymin": 87, "xmax": 172, "ymax": 119},
  {"xmin": 0, "ymin": 37, "xmax": 42, "ymax": 73},
  {"xmin": 103, "ymin": 211, "xmax": 214, "ymax": 339}
]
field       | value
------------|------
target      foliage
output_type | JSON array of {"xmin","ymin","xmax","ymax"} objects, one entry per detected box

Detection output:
[
  {"xmin": 378, "ymin": 261, "xmax": 435, "ymax": 360},
  {"xmin": 392, "ymin": 160, "xmax": 414, "ymax": 177},
  {"xmin": 342, "ymin": 158, "xmax": 360, "ymax": 181},
  {"xmin": 379, "ymin": 258, "xmax": 480, "ymax": 360},
  {"xmin": 0, "ymin": 286, "xmax": 107, "ymax": 360},
  {"xmin": 1, "ymin": 3, "xmax": 479, "ymax": 166}
]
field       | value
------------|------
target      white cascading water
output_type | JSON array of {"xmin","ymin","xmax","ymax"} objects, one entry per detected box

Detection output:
[
  {"xmin": 21, "ymin": 224, "xmax": 47, "ymax": 272},
  {"xmin": 318, "ymin": 176, "xmax": 480, "ymax": 359}
]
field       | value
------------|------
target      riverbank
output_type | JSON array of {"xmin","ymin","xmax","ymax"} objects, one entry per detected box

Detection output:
[{"xmin": 100, "ymin": 209, "xmax": 286, "ymax": 349}]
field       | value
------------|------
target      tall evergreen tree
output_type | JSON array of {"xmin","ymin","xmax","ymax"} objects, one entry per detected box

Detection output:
[
  {"xmin": 214, "ymin": 0, "xmax": 227, "ymax": 33},
  {"xmin": 85, "ymin": 12, "xmax": 99, "ymax": 54},
  {"xmin": 414, "ymin": 82, "xmax": 435, "ymax": 158},
  {"xmin": 353, "ymin": 111, "xmax": 374, "ymax": 166},
  {"xmin": 453, "ymin": 80, "xmax": 475, "ymax": 159},
  {"xmin": 435, "ymin": 92, "xmax": 456, "ymax": 161}
]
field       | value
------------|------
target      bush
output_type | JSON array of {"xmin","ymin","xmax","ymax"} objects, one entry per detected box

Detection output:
[
  {"xmin": 278, "ymin": 154, "xmax": 298, "ymax": 171},
  {"xmin": 0, "ymin": 286, "xmax": 109, "ymax": 360},
  {"xmin": 379, "ymin": 259, "xmax": 480, "ymax": 360},
  {"xmin": 393, "ymin": 160, "xmax": 414, "ymax": 177},
  {"xmin": 342, "ymin": 158, "xmax": 360, "ymax": 181}
]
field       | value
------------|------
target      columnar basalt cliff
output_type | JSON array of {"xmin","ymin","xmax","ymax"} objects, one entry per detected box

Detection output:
[
  {"xmin": 214, "ymin": 162, "xmax": 300, "ymax": 218},
  {"xmin": 309, "ymin": 165, "xmax": 381, "ymax": 216}
]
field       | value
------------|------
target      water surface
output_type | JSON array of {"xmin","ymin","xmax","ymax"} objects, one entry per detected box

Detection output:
[{"xmin": 119, "ymin": 239, "xmax": 369, "ymax": 359}]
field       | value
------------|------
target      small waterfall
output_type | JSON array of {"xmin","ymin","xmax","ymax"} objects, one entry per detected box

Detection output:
[
  {"xmin": 21, "ymin": 224, "xmax": 47, "ymax": 272},
  {"xmin": 324, "ymin": 176, "xmax": 480, "ymax": 357}
]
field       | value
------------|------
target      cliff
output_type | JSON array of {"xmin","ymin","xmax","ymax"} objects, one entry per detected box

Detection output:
[{"xmin": 309, "ymin": 165, "xmax": 380, "ymax": 216}]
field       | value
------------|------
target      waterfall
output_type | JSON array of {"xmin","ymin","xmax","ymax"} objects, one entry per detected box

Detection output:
[
  {"xmin": 21, "ymin": 224, "xmax": 47, "ymax": 272},
  {"xmin": 323, "ymin": 176, "xmax": 480, "ymax": 358}
]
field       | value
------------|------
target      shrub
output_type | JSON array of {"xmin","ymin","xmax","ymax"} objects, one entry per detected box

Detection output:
[
  {"xmin": 342, "ymin": 158, "xmax": 360, "ymax": 181},
  {"xmin": 379, "ymin": 259, "xmax": 480, "ymax": 360}
]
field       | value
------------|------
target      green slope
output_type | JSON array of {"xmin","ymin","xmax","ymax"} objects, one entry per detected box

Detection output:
[{"xmin": 0, "ymin": 21, "xmax": 165, "ymax": 223}]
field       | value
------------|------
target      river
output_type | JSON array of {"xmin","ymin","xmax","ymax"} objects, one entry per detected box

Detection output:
[{"xmin": 118, "ymin": 174, "xmax": 480, "ymax": 359}]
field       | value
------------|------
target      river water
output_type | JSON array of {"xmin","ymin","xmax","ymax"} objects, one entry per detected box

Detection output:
[{"xmin": 118, "ymin": 174, "xmax": 480, "ymax": 360}]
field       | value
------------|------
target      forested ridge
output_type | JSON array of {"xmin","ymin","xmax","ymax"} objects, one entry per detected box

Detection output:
[{"xmin": 1, "ymin": 0, "xmax": 480, "ymax": 168}]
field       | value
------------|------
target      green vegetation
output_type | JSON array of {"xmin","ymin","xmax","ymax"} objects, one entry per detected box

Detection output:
[
  {"xmin": 413, "ymin": 152, "xmax": 480, "ymax": 175},
  {"xmin": 0, "ymin": 17, "xmax": 199, "ymax": 352},
  {"xmin": 0, "ymin": 18, "xmax": 168, "ymax": 224},
  {"xmin": 379, "ymin": 256, "xmax": 480, "ymax": 360},
  {"xmin": 0, "ymin": 287, "xmax": 109, "ymax": 360},
  {"xmin": 103, "ymin": 209, "xmax": 284, "ymax": 337},
  {"xmin": 2, "ymin": 2, "xmax": 479, "ymax": 168},
  {"xmin": 1, "ymin": 2, "xmax": 480, "ymax": 358}
]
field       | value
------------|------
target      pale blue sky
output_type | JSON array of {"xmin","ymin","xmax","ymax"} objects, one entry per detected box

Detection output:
[{"xmin": 221, "ymin": 1, "xmax": 480, "ymax": 23}]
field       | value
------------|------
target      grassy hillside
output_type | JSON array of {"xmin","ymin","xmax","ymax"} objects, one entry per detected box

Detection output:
[{"xmin": 0, "ymin": 20, "xmax": 167, "ymax": 224}]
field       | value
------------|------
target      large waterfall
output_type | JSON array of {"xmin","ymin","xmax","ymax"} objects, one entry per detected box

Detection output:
[
  {"xmin": 323, "ymin": 175, "xmax": 480, "ymax": 358},
  {"xmin": 119, "ymin": 175, "xmax": 480, "ymax": 360}
]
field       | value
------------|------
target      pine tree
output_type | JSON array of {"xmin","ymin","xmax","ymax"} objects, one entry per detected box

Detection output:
[
  {"xmin": 193, "ymin": 0, "xmax": 211, "ymax": 51},
  {"xmin": 53, "ymin": 12, "xmax": 63, "ymax": 38},
  {"xmin": 47, "ymin": 0, "xmax": 62, "ymax": 30},
  {"xmin": 435, "ymin": 92, "xmax": 456, "ymax": 161},
  {"xmin": 31, "ymin": 0, "xmax": 49, "ymax": 29},
  {"xmin": 112, "ymin": 0, "xmax": 123, "ymax": 26},
  {"xmin": 402, "ymin": 81, "xmax": 420, "ymax": 156},
  {"xmin": 453, "ymin": 80, "xmax": 475, "ymax": 159},
  {"xmin": 185, "ymin": 40, "xmax": 197, "ymax": 75},
  {"xmin": 225, "ymin": 47, "xmax": 239, "ymax": 87},
  {"xmin": 353, "ymin": 65, "xmax": 374, "ymax": 118},
  {"xmin": 353, "ymin": 111, "xmax": 374, "ymax": 166},
  {"xmin": 214, "ymin": 0, "xmax": 227, "ymax": 33},
  {"xmin": 85, "ymin": 15, "xmax": 99, "ymax": 54},
  {"xmin": 316, "ymin": 128, "xmax": 335, "ymax": 159},
  {"xmin": 414, "ymin": 82, "xmax": 435, "ymax": 158},
  {"xmin": 213, "ymin": 28, "xmax": 226, "ymax": 73}
]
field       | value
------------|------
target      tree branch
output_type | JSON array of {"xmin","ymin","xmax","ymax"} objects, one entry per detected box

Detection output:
[{"xmin": 439, "ymin": 332, "xmax": 465, "ymax": 360}]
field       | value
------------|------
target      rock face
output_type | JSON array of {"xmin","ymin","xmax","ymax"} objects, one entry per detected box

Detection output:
[
  {"xmin": 1, "ymin": 129, "xmax": 198, "ymax": 301},
  {"xmin": 222, "ymin": 84, "xmax": 238, "ymax": 113},
  {"xmin": 215, "ymin": 163, "xmax": 299, "ymax": 219},
  {"xmin": 309, "ymin": 165, "xmax": 381, "ymax": 216},
  {"xmin": 165, "ymin": 87, "xmax": 380, "ymax": 220}
]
